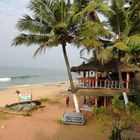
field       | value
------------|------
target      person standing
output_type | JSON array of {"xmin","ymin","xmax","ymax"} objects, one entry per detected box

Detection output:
[{"xmin": 66, "ymin": 96, "xmax": 70, "ymax": 107}]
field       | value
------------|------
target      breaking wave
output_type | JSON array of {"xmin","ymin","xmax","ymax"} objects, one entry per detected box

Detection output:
[
  {"xmin": 0, "ymin": 78, "xmax": 11, "ymax": 82},
  {"xmin": 0, "ymin": 75, "xmax": 38, "ymax": 82},
  {"xmin": 12, "ymin": 75, "xmax": 39, "ymax": 79}
]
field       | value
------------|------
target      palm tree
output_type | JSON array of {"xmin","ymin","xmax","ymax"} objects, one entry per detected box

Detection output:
[
  {"xmin": 98, "ymin": 0, "xmax": 140, "ymax": 62},
  {"xmin": 74, "ymin": 0, "xmax": 140, "ymax": 104},
  {"xmin": 76, "ymin": 0, "xmax": 140, "ymax": 65},
  {"xmin": 12, "ymin": 0, "xmax": 82, "ymax": 113},
  {"xmin": 97, "ymin": 0, "xmax": 140, "ymax": 102},
  {"xmin": 73, "ymin": 0, "xmax": 111, "ymax": 59}
]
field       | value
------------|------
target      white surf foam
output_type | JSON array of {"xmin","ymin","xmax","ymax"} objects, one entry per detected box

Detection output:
[{"xmin": 0, "ymin": 77, "xmax": 11, "ymax": 82}]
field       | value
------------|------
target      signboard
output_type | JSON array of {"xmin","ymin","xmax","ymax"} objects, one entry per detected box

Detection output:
[
  {"xmin": 63, "ymin": 112, "xmax": 85, "ymax": 125},
  {"xmin": 18, "ymin": 93, "xmax": 32, "ymax": 101}
]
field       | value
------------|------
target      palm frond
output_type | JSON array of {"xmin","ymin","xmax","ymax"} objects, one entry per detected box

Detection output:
[
  {"xmin": 67, "ymin": 1, "xmax": 80, "ymax": 28},
  {"xmin": 53, "ymin": 0, "xmax": 68, "ymax": 23},
  {"xmin": 109, "ymin": 0, "xmax": 127, "ymax": 35},
  {"xmin": 98, "ymin": 47, "xmax": 114, "ymax": 63},
  {"xmin": 17, "ymin": 15, "xmax": 51, "ymax": 34},
  {"xmin": 80, "ymin": 47, "xmax": 94, "ymax": 57},
  {"xmin": 81, "ymin": 22, "xmax": 111, "ymax": 38},
  {"xmin": 79, "ymin": 38, "xmax": 103, "ymax": 47},
  {"xmin": 90, "ymin": 0, "xmax": 109, "ymax": 17},
  {"xmin": 113, "ymin": 41, "xmax": 128, "ymax": 51},
  {"xmin": 28, "ymin": 0, "xmax": 57, "ymax": 24},
  {"xmin": 73, "ymin": 1, "xmax": 99, "ymax": 23},
  {"xmin": 34, "ymin": 39, "xmax": 59, "ymax": 57},
  {"xmin": 83, "ymin": 1, "xmax": 96, "ymax": 14},
  {"xmin": 12, "ymin": 34, "xmax": 49, "ymax": 46},
  {"xmin": 127, "ymin": 34, "xmax": 140, "ymax": 48},
  {"xmin": 129, "ymin": 22, "xmax": 140, "ymax": 36}
]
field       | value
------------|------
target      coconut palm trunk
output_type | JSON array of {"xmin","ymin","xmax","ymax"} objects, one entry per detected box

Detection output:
[
  {"xmin": 118, "ymin": 70, "xmax": 129, "ymax": 106},
  {"xmin": 118, "ymin": 51, "xmax": 129, "ymax": 106},
  {"xmin": 62, "ymin": 44, "xmax": 80, "ymax": 113}
]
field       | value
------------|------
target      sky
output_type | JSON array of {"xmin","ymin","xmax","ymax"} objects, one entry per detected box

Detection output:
[{"xmin": 0, "ymin": 0, "xmax": 85, "ymax": 69}]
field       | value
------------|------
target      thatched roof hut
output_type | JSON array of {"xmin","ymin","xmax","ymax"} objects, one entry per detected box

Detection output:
[
  {"xmin": 71, "ymin": 59, "xmax": 140, "ymax": 73},
  {"xmin": 119, "ymin": 63, "xmax": 140, "ymax": 72}
]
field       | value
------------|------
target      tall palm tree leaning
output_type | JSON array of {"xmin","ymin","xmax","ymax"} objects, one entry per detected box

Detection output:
[{"xmin": 12, "ymin": 0, "xmax": 81, "ymax": 113}]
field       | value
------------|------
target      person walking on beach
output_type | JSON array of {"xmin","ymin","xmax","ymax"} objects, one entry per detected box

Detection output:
[{"xmin": 66, "ymin": 96, "xmax": 70, "ymax": 107}]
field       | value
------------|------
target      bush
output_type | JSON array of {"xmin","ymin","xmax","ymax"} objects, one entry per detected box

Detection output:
[
  {"xmin": 133, "ymin": 94, "xmax": 140, "ymax": 107},
  {"xmin": 93, "ymin": 106, "xmax": 107, "ymax": 114},
  {"xmin": 93, "ymin": 94, "xmax": 140, "ymax": 140},
  {"xmin": 127, "ymin": 101, "xmax": 139, "ymax": 112},
  {"xmin": 111, "ymin": 94, "xmax": 125, "ymax": 111}
]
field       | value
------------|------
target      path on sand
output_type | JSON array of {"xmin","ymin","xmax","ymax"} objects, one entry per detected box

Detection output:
[{"xmin": 0, "ymin": 85, "xmax": 109, "ymax": 140}]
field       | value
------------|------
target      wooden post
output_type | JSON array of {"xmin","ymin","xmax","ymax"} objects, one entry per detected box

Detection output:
[
  {"xmin": 104, "ymin": 80, "xmax": 106, "ymax": 88},
  {"xmin": 78, "ymin": 78, "xmax": 80, "ymax": 86},
  {"xmin": 108, "ymin": 97, "xmax": 111, "ymax": 106},
  {"xmin": 95, "ymin": 71, "xmax": 98, "ymax": 87},
  {"xmin": 126, "ymin": 72, "xmax": 130, "ymax": 89},
  {"xmin": 104, "ymin": 96, "xmax": 107, "ymax": 108},
  {"xmin": 95, "ymin": 96, "xmax": 98, "ymax": 106},
  {"xmin": 83, "ymin": 71, "xmax": 86, "ymax": 78}
]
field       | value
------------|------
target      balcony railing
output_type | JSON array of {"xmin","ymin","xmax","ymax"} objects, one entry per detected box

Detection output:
[{"xmin": 76, "ymin": 78, "xmax": 131, "ymax": 89}]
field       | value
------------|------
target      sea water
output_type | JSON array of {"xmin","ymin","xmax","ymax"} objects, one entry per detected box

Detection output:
[{"xmin": 0, "ymin": 66, "xmax": 76, "ymax": 89}]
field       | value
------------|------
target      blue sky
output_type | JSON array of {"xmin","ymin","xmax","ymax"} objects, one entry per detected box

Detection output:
[{"xmin": 0, "ymin": 0, "xmax": 84, "ymax": 69}]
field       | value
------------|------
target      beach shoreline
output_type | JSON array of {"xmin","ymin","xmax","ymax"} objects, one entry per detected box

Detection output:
[
  {"xmin": 0, "ymin": 82, "xmax": 70, "ymax": 107},
  {"xmin": 0, "ymin": 81, "xmax": 109, "ymax": 140},
  {"xmin": 0, "ymin": 80, "xmax": 71, "ymax": 89}
]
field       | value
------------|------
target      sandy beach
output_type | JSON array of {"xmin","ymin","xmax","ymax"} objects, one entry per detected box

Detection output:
[{"xmin": 0, "ymin": 83, "xmax": 109, "ymax": 140}]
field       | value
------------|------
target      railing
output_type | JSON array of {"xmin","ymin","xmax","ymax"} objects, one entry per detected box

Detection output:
[{"xmin": 76, "ymin": 78, "xmax": 131, "ymax": 89}]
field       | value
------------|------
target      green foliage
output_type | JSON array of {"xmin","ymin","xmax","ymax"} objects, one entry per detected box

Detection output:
[
  {"xmin": 93, "ymin": 106, "xmax": 111, "ymax": 131},
  {"xmin": 95, "ymin": 0, "xmax": 140, "ymax": 66},
  {"xmin": 12, "ymin": 0, "xmax": 82, "ymax": 55},
  {"xmin": 109, "ymin": 128, "xmax": 122, "ymax": 140},
  {"xmin": 37, "ymin": 98, "xmax": 50, "ymax": 103},
  {"xmin": 98, "ymin": 48, "xmax": 114, "ymax": 63},
  {"xmin": 79, "ymin": 39, "xmax": 103, "ymax": 47},
  {"xmin": 109, "ymin": 0, "xmax": 127, "ymax": 35},
  {"xmin": 74, "ymin": 0, "xmax": 111, "ymax": 50},
  {"xmin": 93, "ymin": 106, "xmax": 108, "ymax": 115},
  {"xmin": 127, "ymin": 101, "xmax": 139, "ymax": 112},
  {"xmin": 133, "ymin": 94, "xmax": 140, "ymax": 107},
  {"xmin": 111, "ymin": 94, "xmax": 125, "ymax": 111},
  {"xmin": 127, "ymin": 34, "xmax": 140, "ymax": 53},
  {"xmin": 113, "ymin": 42, "xmax": 128, "ymax": 51},
  {"xmin": 93, "ymin": 94, "xmax": 140, "ymax": 140}
]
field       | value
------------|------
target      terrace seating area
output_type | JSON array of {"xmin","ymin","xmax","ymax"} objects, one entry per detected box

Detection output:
[
  {"xmin": 71, "ymin": 60, "xmax": 140, "ymax": 107},
  {"xmin": 76, "ymin": 77, "xmax": 121, "ymax": 89}
]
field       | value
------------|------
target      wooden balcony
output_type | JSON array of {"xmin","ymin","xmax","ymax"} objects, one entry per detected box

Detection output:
[
  {"xmin": 75, "ymin": 78, "xmax": 134, "ymax": 96},
  {"xmin": 76, "ymin": 78, "xmax": 123, "ymax": 89}
]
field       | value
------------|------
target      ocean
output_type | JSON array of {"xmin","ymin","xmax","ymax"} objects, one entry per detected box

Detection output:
[{"xmin": 0, "ymin": 66, "xmax": 76, "ymax": 89}]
